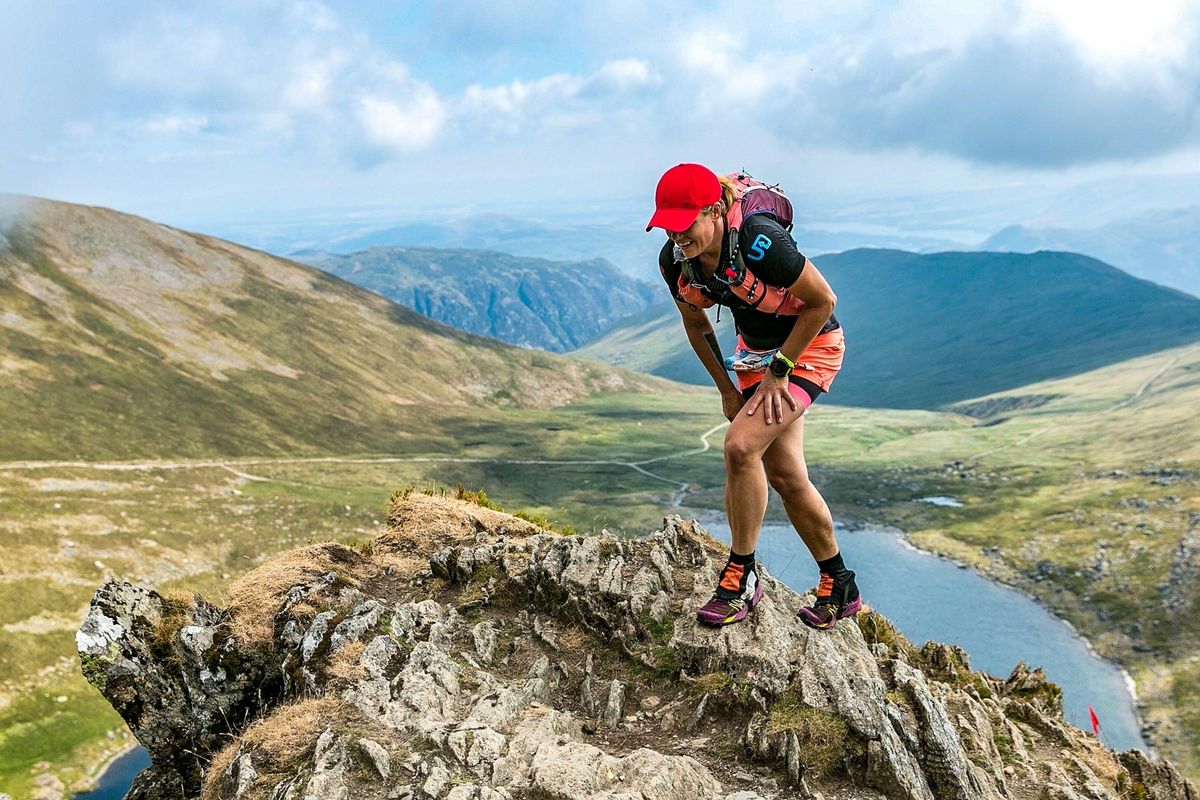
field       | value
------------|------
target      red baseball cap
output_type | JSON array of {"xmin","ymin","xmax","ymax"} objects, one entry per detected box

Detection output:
[{"xmin": 645, "ymin": 163, "xmax": 721, "ymax": 232}]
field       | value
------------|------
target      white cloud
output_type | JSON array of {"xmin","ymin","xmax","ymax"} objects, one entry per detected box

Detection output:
[
  {"xmin": 105, "ymin": 18, "xmax": 247, "ymax": 100},
  {"xmin": 280, "ymin": 53, "xmax": 345, "ymax": 113},
  {"xmin": 1018, "ymin": 0, "xmax": 1194, "ymax": 64},
  {"xmin": 662, "ymin": 0, "xmax": 1200, "ymax": 168},
  {"xmin": 356, "ymin": 89, "xmax": 448, "ymax": 157},
  {"xmin": 462, "ymin": 75, "xmax": 582, "ymax": 132},
  {"xmin": 589, "ymin": 59, "xmax": 658, "ymax": 90},
  {"xmin": 6, "ymin": 0, "xmax": 1200, "ymax": 222},
  {"xmin": 83, "ymin": 3, "xmax": 667, "ymax": 168},
  {"xmin": 458, "ymin": 58, "xmax": 660, "ymax": 136}
]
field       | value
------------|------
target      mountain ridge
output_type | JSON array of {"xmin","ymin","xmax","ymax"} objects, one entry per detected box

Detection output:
[
  {"xmin": 0, "ymin": 194, "xmax": 670, "ymax": 461},
  {"xmin": 981, "ymin": 206, "xmax": 1200, "ymax": 298},
  {"xmin": 577, "ymin": 247, "xmax": 1200, "ymax": 409},
  {"xmin": 302, "ymin": 245, "xmax": 660, "ymax": 352}
]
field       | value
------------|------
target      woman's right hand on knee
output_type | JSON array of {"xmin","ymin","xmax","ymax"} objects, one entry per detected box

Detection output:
[{"xmin": 721, "ymin": 387, "xmax": 746, "ymax": 421}]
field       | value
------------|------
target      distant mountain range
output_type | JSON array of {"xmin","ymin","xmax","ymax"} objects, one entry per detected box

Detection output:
[
  {"xmin": 293, "ymin": 215, "xmax": 963, "ymax": 279},
  {"xmin": 982, "ymin": 206, "xmax": 1200, "ymax": 298},
  {"xmin": 292, "ymin": 214, "xmax": 663, "ymax": 280},
  {"xmin": 578, "ymin": 249, "xmax": 1200, "ymax": 409},
  {"xmin": 0, "ymin": 195, "xmax": 665, "ymax": 461},
  {"xmin": 300, "ymin": 247, "xmax": 659, "ymax": 352},
  {"xmin": 186, "ymin": 171, "xmax": 1200, "ymax": 279}
]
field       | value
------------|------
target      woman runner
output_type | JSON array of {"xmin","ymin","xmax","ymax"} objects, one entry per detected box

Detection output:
[{"xmin": 646, "ymin": 163, "xmax": 862, "ymax": 629}]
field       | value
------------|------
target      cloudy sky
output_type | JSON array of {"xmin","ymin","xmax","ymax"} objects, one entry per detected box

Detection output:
[{"xmin": 3, "ymin": 0, "xmax": 1199, "ymax": 242}]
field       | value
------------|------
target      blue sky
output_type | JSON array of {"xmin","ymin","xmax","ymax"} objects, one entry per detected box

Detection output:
[{"xmin": 3, "ymin": 0, "xmax": 1199, "ymax": 239}]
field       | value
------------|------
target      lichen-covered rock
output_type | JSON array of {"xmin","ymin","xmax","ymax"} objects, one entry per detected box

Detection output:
[
  {"xmin": 78, "ymin": 496, "xmax": 1198, "ymax": 800},
  {"xmin": 889, "ymin": 661, "xmax": 995, "ymax": 799},
  {"xmin": 77, "ymin": 582, "xmax": 283, "ymax": 797}
]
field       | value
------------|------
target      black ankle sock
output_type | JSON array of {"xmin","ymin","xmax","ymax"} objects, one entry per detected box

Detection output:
[
  {"xmin": 816, "ymin": 552, "xmax": 846, "ymax": 576},
  {"xmin": 728, "ymin": 549, "xmax": 755, "ymax": 567},
  {"xmin": 816, "ymin": 552, "xmax": 858, "ymax": 604}
]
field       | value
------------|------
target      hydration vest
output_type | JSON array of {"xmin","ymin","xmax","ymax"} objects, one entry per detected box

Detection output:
[{"xmin": 673, "ymin": 173, "xmax": 806, "ymax": 316}]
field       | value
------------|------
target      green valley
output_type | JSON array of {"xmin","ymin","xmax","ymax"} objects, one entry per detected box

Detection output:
[
  {"xmin": 0, "ymin": 196, "xmax": 675, "ymax": 462},
  {"xmin": 812, "ymin": 343, "xmax": 1200, "ymax": 776}
]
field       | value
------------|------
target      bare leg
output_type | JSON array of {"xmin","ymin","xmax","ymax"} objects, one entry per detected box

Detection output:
[
  {"xmin": 723, "ymin": 394, "xmax": 808, "ymax": 555},
  {"xmin": 761, "ymin": 416, "xmax": 861, "ymax": 628},
  {"xmin": 761, "ymin": 417, "xmax": 838, "ymax": 561},
  {"xmin": 699, "ymin": 391, "xmax": 821, "ymax": 626}
]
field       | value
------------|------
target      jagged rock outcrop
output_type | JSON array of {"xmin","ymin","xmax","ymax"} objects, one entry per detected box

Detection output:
[{"xmin": 78, "ymin": 492, "xmax": 1199, "ymax": 800}]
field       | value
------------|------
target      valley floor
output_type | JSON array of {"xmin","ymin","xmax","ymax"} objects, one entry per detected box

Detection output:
[{"xmin": 2, "ymin": 343, "xmax": 1199, "ymax": 795}]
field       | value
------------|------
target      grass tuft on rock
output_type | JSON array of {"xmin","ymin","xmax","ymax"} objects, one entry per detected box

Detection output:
[
  {"xmin": 147, "ymin": 590, "xmax": 194, "ymax": 671},
  {"xmin": 689, "ymin": 672, "xmax": 757, "ymax": 710},
  {"xmin": 858, "ymin": 610, "xmax": 916, "ymax": 660},
  {"xmin": 201, "ymin": 696, "xmax": 341, "ymax": 800},
  {"xmin": 224, "ymin": 543, "xmax": 365, "ymax": 647},
  {"xmin": 766, "ymin": 687, "xmax": 850, "ymax": 777}
]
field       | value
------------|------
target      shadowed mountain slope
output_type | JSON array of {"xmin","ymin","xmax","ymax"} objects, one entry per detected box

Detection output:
[
  {"xmin": 302, "ymin": 246, "xmax": 659, "ymax": 352},
  {"xmin": 0, "ymin": 195, "xmax": 666, "ymax": 461},
  {"xmin": 578, "ymin": 249, "xmax": 1200, "ymax": 409}
]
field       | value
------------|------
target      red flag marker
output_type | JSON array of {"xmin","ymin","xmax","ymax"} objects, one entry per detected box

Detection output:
[{"xmin": 1089, "ymin": 705, "xmax": 1100, "ymax": 736}]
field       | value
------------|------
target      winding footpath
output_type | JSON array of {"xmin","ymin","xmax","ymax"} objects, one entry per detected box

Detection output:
[{"xmin": 0, "ymin": 422, "xmax": 732, "ymax": 506}]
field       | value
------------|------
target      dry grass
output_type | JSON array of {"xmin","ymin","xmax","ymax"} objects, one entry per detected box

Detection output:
[
  {"xmin": 201, "ymin": 696, "xmax": 341, "ymax": 800},
  {"xmin": 691, "ymin": 672, "xmax": 734, "ymax": 696},
  {"xmin": 326, "ymin": 641, "xmax": 366, "ymax": 685},
  {"xmin": 766, "ymin": 689, "xmax": 850, "ymax": 777},
  {"xmin": 857, "ymin": 610, "xmax": 917, "ymax": 660},
  {"xmin": 376, "ymin": 491, "xmax": 544, "ymax": 561},
  {"xmin": 224, "ymin": 543, "xmax": 367, "ymax": 646},
  {"xmin": 146, "ymin": 589, "xmax": 195, "ymax": 669}
]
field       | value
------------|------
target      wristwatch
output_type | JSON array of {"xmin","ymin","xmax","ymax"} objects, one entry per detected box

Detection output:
[{"xmin": 769, "ymin": 351, "xmax": 796, "ymax": 378}]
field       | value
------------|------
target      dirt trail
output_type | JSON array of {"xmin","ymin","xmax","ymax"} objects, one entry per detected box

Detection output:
[{"xmin": 0, "ymin": 422, "xmax": 731, "ymax": 502}]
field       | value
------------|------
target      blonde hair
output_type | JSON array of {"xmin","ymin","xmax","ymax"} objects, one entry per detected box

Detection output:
[
  {"xmin": 702, "ymin": 175, "xmax": 738, "ymax": 217},
  {"xmin": 717, "ymin": 175, "xmax": 738, "ymax": 213}
]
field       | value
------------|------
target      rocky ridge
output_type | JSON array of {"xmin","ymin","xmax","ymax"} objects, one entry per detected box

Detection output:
[
  {"xmin": 76, "ymin": 492, "xmax": 1198, "ymax": 800},
  {"xmin": 307, "ymin": 247, "xmax": 661, "ymax": 352}
]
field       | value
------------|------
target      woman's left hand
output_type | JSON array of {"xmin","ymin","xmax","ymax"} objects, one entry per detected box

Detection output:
[{"xmin": 745, "ymin": 373, "xmax": 797, "ymax": 424}]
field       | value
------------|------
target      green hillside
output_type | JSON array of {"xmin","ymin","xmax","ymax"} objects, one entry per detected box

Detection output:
[
  {"xmin": 0, "ymin": 196, "xmax": 671, "ymax": 461},
  {"xmin": 578, "ymin": 248, "xmax": 1200, "ymax": 409},
  {"xmin": 304, "ymin": 246, "xmax": 659, "ymax": 352}
]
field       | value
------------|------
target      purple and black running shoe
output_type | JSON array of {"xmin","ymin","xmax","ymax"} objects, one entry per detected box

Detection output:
[
  {"xmin": 797, "ymin": 570, "xmax": 862, "ymax": 630},
  {"xmin": 697, "ymin": 561, "xmax": 763, "ymax": 626}
]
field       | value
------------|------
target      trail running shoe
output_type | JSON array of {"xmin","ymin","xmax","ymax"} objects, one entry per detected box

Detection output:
[
  {"xmin": 723, "ymin": 345, "xmax": 777, "ymax": 373},
  {"xmin": 797, "ymin": 570, "xmax": 862, "ymax": 630},
  {"xmin": 696, "ymin": 561, "xmax": 763, "ymax": 626}
]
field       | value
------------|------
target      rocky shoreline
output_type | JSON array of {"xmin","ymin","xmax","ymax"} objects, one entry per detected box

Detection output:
[{"xmin": 74, "ymin": 744, "xmax": 145, "ymax": 799}]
